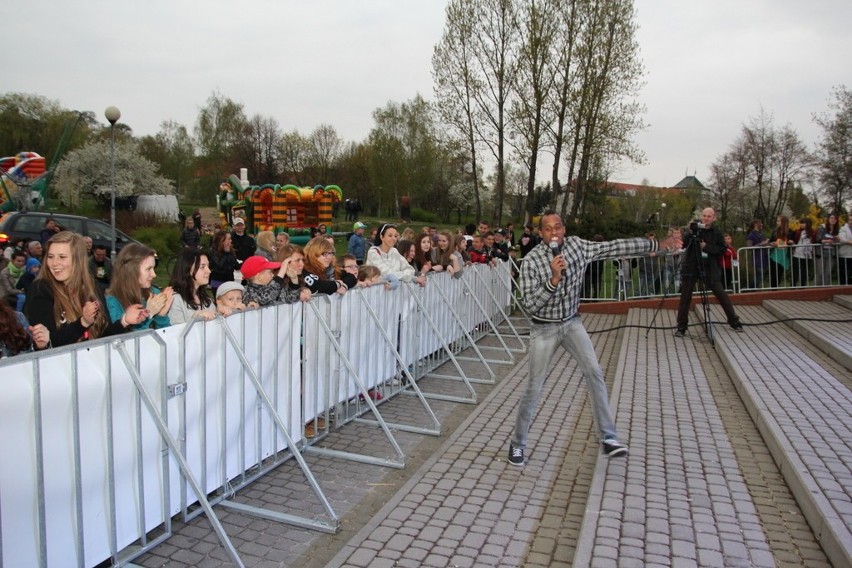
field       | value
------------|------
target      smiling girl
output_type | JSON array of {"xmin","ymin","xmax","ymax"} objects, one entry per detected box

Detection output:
[
  {"xmin": 107, "ymin": 243, "xmax": 173, "ymax": 331},
  {"xmin": 25, "ymin": 232, "xmax": 134, "ymax": 346}
]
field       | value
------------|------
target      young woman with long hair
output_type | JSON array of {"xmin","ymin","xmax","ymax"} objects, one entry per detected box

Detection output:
[
  {"xmin": 366, "ymin": 223, "xmax": 426, "ymax": 287},
  {"xmin": 302, "ymin": 237, "xmax": 348, "ymax": 295},
  {"xmin": 0, "ymin": 302, "xmax": 49, "ymax": 357},
  {"xmin": 167, "ymin": 248, "xmax": 216, "ymax": 323},
  {"xmin": 107, "ymin": 243, "xmax": 173, "ymax": 331},
  {"xmin": 274, "ymin": 244, "xmax": 311, "ymax": 303},
  {"xmin": 414, "ymin": 233, "xmax": 438, "ymax": 274},
  {"xmin": 769, "ymin": 215, "xmax": 794, "ymax": 288},
  {"xmin": 25, "ymin": 232, "xmax": 132, "ymax": 346},
  {"xmin": 431, "ymin": 230, "xmax": 460, "ymax": 275},
  {"xmin": 208, "ymin": 230, "xmax": 239, "ymax": 292}
]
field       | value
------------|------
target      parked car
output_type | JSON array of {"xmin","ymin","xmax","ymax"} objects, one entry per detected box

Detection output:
[{"xmin": 0, "ymin": 211, "xmax": 143, "ymax": 254}]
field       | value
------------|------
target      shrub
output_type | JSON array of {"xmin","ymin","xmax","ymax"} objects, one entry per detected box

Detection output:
[
  {"xmin": 132, "ymin": 224, "xmax": 180, "ymax": 262},
  {"xmin": 410, "ymin": 208, "xmax": 438, "ymax": 223}
]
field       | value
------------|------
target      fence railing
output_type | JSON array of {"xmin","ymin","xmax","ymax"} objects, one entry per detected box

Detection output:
[
  {"xmin": 578, "ymin": 244, "xmax": 850, "ymax": 301},
  {"xmin": 0, "ymin": 262, "xmax": 517, "ymax": 567}
]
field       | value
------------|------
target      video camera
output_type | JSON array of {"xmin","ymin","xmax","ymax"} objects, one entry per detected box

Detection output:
[{"xmin": 688, "ymin": 221, "xmax": 708, "ymax": 235}]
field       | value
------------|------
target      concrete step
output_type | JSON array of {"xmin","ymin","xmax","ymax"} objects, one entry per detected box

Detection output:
[
  {"xmin": 705, "ymin": 304, "xmax": 852, "ymax": 568},
  {"xmin": 834, "ymin": 294, "xmax": 852, "ymax": 310},
  {"xmin": 763, "ymin": 299, "xmax": 852, "ymax": 373},
  {"xmin": 575, "ymin": 308, "xmax": 777, "ymax": 568}
]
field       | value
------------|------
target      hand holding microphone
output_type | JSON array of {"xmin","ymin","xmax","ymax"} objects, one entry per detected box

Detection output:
[{"xmin": 548, "ymin": 238, "xmax": 566, "ymax": 286}]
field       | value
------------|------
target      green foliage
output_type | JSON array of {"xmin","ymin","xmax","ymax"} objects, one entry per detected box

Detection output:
[
  {"xmin": 410, "ymin": 207, "xmax": 439, "ymax": 223},
  {"xmin": 131, "ymin": 224, "xmax": 181, "ymax": 262}
]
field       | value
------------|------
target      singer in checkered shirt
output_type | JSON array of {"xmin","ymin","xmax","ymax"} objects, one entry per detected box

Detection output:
[{"xmin": 507, "ymin": 212, "xmax": 680, "ymax": 466}]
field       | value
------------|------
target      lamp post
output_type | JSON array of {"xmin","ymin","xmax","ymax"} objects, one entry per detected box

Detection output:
[
  {"xmin": 105, "ymin": 106, "xmax": 121, "ymax": 259},
  {"xmin": 660, "ymin": 202, "xmax": 667, "ymax": 228}
]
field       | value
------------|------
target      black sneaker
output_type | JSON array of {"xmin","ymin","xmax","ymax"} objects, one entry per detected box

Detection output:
[
  {"xmin": 602, "ymin": 438, "xmax": 628, "ymax": 458},
  {"xmin": 508, "ymin": 444, "xmax": 525, "ymax": 467},
  {"xmin": 731, "ymin": 322, "xmax": 744, "ymax": 332},
  {"xmin": 674, "ymin": 328, "xmax": 687, "ymax": 338}
]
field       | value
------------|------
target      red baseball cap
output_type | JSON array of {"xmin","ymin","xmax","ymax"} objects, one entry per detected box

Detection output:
[{"xmin": 240, "ymin": 256, "xmax": 281, "ymax": 279}]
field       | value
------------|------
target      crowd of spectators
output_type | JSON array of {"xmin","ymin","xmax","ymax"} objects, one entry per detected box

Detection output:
[{"xmin": 3, "ymin": 210, "xmax": 849, "ymax": 360}]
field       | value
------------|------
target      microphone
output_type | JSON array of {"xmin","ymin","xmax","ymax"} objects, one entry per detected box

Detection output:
[{"xmin": 549, "ymin": 239, "xmax": 561, "ymax": 257}]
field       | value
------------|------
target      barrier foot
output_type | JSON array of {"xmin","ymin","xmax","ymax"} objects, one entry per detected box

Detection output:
[{"xmin": 218, "ymin": 500, "xmax": 338, "ymax": 534}]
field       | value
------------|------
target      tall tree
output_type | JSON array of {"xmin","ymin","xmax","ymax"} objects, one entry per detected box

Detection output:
[
  {"xmin": 433, "ymin": 0, "xmax": 485, "ymax": 221},
  {"xmin": 240, "ymin": 114, "xmax": 281, "ymax": 183},
  {"xmin": 278, "ymin": 130, "xmax": 310, "ymax": 186},
  {"xmin": 193, "ymin": 91, "xmax": 248, "ymax": 190},
  {"xmin": 565, "ymin": 0, "xmax": 645, "ymax": 220},
  {"xmin": 813, "ymin": 85, "xmax": 852, "ymax": 214},
  {"xmin": 306, "ymin": 124, "xmax": 342, "ymax": 184},
  {"xmin": 139, "ymin": 120, "xmax": 195, "ymax": 197},
  {"xmin": 0, "ymin": 93, "xmax": 94, "ymax": 164},
  {"xmin": 368, "ymin": 96, "xmax": 438, "ymax": 216},
  {"xmin": 470, "ymin": 0, "xmax": 520, "ymax": 225},
  {"xmin": 511, "ymin": 0, "xmax": 559, "ymax": 224}
]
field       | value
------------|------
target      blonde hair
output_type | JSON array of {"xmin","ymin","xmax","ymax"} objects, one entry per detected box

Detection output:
[
  {"xmin": 36, "ymin": 231, "xmax": 108, "ymax": 337},
  {"xmin": 256, "ymin": 231, "xmax": 275, "ymax": 254}
]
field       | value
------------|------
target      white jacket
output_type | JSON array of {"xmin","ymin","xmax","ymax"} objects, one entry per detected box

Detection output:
[
  {"xmin": 838, "ymin": 223, "xmax": 852, "ymax": 258},
  {"xmin": 366, "ymin": 246, "xmax": 416, "ymax": 281}
]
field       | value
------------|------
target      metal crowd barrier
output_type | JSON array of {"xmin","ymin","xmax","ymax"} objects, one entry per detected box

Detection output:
[
  {"xmin": 0, "ymin": 261, "xmax": 517, "ymax": 567},
  {"xmin": 577, "ymin": 243, "xmax": 850, "ymax": 301}
]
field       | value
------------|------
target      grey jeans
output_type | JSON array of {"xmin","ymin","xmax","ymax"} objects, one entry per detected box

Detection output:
[{"xmin": 511, "ymin": 317, "xmax": 618, "ymax": 449}]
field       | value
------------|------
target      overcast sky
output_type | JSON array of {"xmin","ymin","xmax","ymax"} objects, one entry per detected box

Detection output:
[{"xmin": 3, "ymin": 0, "xmax": 850, "ymax": 188}]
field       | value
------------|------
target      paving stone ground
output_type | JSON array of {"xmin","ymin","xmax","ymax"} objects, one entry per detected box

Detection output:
[{"xmin": 129, "ymin": 307, "xmax": 836, "ymax": 568}]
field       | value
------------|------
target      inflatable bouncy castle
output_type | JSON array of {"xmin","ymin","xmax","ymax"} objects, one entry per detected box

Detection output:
[{"xmin": 218, "ymin": 174, "xmax": 343, "ymax": 243}]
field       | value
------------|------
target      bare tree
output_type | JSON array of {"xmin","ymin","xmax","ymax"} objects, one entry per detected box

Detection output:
[
  {"xmin": 306, "ymin": 124, "xmax": 342, "ymax": 183},
  {"xmin": 565, "ymin": 0, "xmax": 645, "ymax": 220},
  {"xmin": 813, "ymin": 85, "xmax": 852, "ymax": 214},
  {"xmin": 233, "ymin": 114, "xmax": 282, "ymax": 183},
  {"xmin": 511, "ymin": 0, "xmax": 559, "ymax": 225},
  {"xmin": 470, "ymin": 0, "xmax": 520, "ymax": 225},
  {"xmin": 278, "ymin": 130, "xmax": 309, "ymax": 185},
  {"xmin": 433, "ymin": 0, "xmax": 485, "ymax": 221}
]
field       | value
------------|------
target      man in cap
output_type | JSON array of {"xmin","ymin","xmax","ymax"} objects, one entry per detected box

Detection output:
[
  {"xmin": 230, "ymin": 217, "xmax": 256, "ymax": 264},
  {"xmin": 348, "ymin": 221, "xmax": 369, "ymax": 265}
]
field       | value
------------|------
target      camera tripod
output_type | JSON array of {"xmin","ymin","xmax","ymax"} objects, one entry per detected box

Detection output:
[{"xmin": 646, "ymin": 228, "xmax": 715, "ymax": 346}]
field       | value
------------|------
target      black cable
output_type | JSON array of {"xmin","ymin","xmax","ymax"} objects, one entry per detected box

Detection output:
[{"xmin": 586, "ymin": 316, "xmax": 852, "ymax": 335}]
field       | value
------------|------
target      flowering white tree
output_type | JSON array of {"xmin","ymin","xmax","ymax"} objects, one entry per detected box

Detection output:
[{"xmin": 54, "ymin": 140, "xmax": 174, "ymax": 209}]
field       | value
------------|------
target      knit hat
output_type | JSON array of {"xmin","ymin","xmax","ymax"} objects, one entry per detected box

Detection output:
[{"xmin": 215, "ymin": 281, "xmax": 245, "ymax": 299}]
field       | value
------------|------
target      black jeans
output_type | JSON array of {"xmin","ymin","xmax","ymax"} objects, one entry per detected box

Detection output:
[{"xmin": 676, "ymin": 270, "xmax": 740, "ymax": 330}]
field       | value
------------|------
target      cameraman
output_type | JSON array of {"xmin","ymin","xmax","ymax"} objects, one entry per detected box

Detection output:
[{"xmin": 675, "ymin": 207, "xmax": 743, "ymax": 337}]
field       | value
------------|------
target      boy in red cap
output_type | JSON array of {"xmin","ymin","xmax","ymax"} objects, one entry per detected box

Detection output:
[{"xmin": 240, "ymin": 255, "xmax": 298, "ymax": 307}]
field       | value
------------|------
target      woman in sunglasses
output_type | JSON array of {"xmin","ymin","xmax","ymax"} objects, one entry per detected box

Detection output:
[{"xmin": 302, "ymin": 237, "xmax": 349, "ymax": 295}]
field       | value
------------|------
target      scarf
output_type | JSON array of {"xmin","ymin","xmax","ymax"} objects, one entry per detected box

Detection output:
[{"xmin": 7, "ymin": 262, "xmax": 24, "ymax": 281}]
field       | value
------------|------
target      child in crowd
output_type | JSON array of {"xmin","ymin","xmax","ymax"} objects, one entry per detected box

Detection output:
[
  {"xmin": 721, "ymin": 233, "xmax": 737, "ymax": 290},
  {"xmin": 337, "ymin": 254, "xmax": 364, "ymax": 287},
  {"xmin": 240, "ymin": 255, "xmax": 290, "ymax": 308},
  {"xmin": 432, "ymin": 231, "xmax": 461, "ymax": 275},
  {"xmin": 484, "ymin": 232, "xmax": 509, "ymax": 262},
  {"xmin": 468, "ymin": 235, "xmax": 490, "ymax": 264},
  {"xmin": 358, "ymin": 265, "xmax": 383, "ymax": 286},
  {"xmin": 215, "ymin": 281, "xmax": 247, "ymax": 316}
]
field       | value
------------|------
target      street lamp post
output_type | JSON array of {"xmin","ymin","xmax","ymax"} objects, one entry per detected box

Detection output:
[
  {"xmin": 105, "ymin": 106, "xmax": 121, "ymax": 259},
  {"xmin": 660, "ymin": 202, "xmax": 667, "ymax": 228}
]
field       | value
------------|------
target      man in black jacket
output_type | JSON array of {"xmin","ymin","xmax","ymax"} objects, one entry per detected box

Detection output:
[
  {"xmin": 675, "ymin": 207, "xmax": 743, "ymax": 337},
  {"xmin": 230, "ymin": 218, "xmax": 256, "ymax": 264}
]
